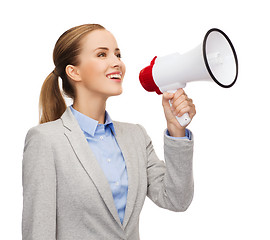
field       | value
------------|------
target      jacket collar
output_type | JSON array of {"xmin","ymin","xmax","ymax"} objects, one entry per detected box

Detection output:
[{"xmin": 69, "ymin": 105, "xmax": 116, "ymax": 137}]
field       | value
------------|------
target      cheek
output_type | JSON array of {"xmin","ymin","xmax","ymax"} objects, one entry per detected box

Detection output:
[{"xmin": 80, "ymin": 59, "xmax": 106, "ymax": 80}]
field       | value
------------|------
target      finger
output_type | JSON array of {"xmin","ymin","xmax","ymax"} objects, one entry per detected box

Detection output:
[
  {"xmin": 174, "ymin": 100, "xmax": 195, "ymax": 116},
  {"xmin": 177, "ymin": 103, "xmax": 196, "ymax": 118},
  {"xmin": 174, "ymin": 88, "xmax": 185, "ymax": 99},
  {"xmin": 162, "ymin": 92, "xmax": 174, "ymax": 100},
  {"xmin": 171, "ymin": 100, "xmax": 188, "ymax": 116},
  {"xmin": 170, "ymin": 89, "xmax": 184, "ymax": 103},
  {"xmin": 187, "ymin": 98, "xmax": 193, "ymax": 104},
  {"xmin": 187, "ymin": 103, "xmax": 196, "ymax": 118},
  {"xmin": 171, "ymin": 94, "xmax": 189, "ymax": 110},
  {"xmin": 176, "ymin": 105, "xmax": 192, "ymax": 118}
]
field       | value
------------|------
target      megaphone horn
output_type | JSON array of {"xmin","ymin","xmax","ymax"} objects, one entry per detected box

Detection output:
[{"xmin": 139, "ymin": 28, "xmax": 238, "ymax": 127}]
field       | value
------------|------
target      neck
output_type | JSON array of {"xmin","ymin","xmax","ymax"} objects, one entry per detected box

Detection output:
[{"xmin": 73, "ymin": 95, "xmax": 107, "ymax": 124}]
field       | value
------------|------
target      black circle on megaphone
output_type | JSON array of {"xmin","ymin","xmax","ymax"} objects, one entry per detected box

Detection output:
[{"xmin": 203, "ymin": 28, "xmax": 238, "ymax": 88}]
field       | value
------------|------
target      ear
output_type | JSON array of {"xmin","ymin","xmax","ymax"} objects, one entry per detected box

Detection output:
[{"xmin": 65, "ymin": 65, "xmax": 82, "ymax": 82}]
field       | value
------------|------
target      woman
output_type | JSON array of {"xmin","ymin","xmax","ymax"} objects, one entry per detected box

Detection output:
[{"xmin": 22, "ymin": 23, "xmax": 196, "ymax": 240}]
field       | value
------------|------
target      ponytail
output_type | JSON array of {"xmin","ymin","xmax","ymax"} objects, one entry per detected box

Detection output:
[{"xmin": 39, "ymin": 70, "xmax": 67, "ymax": 124}]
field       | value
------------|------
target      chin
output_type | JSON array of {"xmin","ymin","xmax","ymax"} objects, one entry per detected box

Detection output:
[
  {"xmin": 112, "ymin": 89, "xmax": 123, "ymax": 96},
  {"xmin": 114, "ymin": 86, "xmax": 123, "ymax": 94},
  {"xmin": 106, "ymin": 87, "xmax": 123, "ymax": 97}
]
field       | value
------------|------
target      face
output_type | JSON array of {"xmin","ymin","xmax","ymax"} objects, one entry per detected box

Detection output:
[{"xmin": 74, "ymin": 29, "xmax": 126, "ymax": 99}]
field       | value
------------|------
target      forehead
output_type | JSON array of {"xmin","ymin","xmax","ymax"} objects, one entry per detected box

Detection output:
[{"xmin": 81, "ymin": 29, "xmax": 118, "ymax": 51}]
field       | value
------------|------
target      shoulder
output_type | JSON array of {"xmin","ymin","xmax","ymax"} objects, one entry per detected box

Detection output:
[
  {"xmin": 112, "ymin": 120, "xmax": 149, "ymax": 143},
  {"xmin": 112, "ymin": 120, "xmax": 145, "ymax": 133},
  {"xmin": 24, "ymin": 119, "xmax": 63, "ymax": 143}
]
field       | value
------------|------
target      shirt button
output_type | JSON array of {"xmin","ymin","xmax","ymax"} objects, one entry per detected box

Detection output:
[
  {"xmin": 107, "ymin": 158, "xmax": 111, "ymax": 162},
  {"xmin": 100, "ymin": 136, "xmax": 104, "ymax": 140},
  {"xmin": 115, "ymin": 181, "xmax": 119, "ymax": 186}
]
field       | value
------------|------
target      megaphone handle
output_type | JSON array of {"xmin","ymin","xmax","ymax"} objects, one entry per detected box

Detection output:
[{"xmin": 167, "ymin": 90, "xmax": 191, "ymax": 127}]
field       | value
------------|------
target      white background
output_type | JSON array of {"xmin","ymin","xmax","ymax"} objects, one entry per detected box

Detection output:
[{"xmin": 1, "ymin": 0, "xmax": 269, "ymax": 239}]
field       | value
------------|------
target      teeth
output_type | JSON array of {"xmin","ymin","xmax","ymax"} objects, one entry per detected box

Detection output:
[{"xmin": 107, "ymin": 74, "xmax": 121, "ymax": 79}]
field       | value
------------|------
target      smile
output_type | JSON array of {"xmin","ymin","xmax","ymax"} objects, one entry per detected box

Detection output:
[
  {"xmin": 106, "ymin": 72, "xmax": 122, "ymax": 81},
  {"xmin": 106, "ymin": 73, "xmax": 122, "ymax": 80}
]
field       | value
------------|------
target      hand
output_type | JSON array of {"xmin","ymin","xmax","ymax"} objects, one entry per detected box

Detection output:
[{"xmin": 162, "ymin": 89, "xmax": 196, "ymax": 137}]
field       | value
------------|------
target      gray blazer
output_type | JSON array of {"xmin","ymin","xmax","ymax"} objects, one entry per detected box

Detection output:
[{"xmin": 22, "ymin": 107, "xmax": 194, "ymax": 240}]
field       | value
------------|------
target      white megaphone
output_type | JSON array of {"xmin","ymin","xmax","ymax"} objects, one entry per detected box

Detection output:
[{"xmin": 139, "ymin": 28, "xmax": 238, "ymax": 127}]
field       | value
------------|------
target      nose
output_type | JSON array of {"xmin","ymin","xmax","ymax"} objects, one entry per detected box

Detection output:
[{"xmin": 111, "ymin": 54, "xmax": 122, "ymax": 68}]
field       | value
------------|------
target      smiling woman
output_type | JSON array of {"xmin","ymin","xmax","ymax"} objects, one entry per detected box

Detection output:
[{"xmin": 22, "ymin": 23, "xmax": 195, "ymax": 240}]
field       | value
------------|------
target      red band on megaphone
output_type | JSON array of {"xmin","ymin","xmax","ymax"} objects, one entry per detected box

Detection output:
[{"xmin": 139, "ymin": 56, "xmax": 162, "ymax": 95}]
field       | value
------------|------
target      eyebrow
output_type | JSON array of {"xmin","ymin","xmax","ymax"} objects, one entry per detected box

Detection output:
[{"xmin": 94, "ymin": 47, "xmax": 120, "ymax": 52}]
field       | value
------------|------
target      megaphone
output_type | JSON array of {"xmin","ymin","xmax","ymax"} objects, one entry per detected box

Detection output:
[{"xmin": 139, "ymin": 28, "xmax": 238, "ymax": 127}]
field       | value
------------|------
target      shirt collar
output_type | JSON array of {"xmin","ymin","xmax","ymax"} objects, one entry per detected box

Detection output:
[{"xmin": 69, "ymin": 105, "xmax": 116, "ymax": 137}]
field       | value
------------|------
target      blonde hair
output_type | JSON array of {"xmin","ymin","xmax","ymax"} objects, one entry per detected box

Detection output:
[{"xmin": 39, "ymin": 23, "xmax": 105, "ymax": 124}]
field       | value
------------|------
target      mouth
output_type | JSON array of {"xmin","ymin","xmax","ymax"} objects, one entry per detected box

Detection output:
[{"xmin": 106, "ymin": 72, "xmax": 122, "ymax": 82}]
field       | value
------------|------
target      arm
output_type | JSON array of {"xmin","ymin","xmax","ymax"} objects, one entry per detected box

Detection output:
[
  {"xmin": 22, "ymin": 127, "xmax": 57, "ymax": 240},
  {"xmin": 137, "ymin": 124, "xmax": 194, "ymax": 212}
]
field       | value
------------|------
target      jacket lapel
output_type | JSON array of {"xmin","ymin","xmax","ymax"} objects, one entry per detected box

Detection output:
[
  {"xmin": 112, "ymin": 121, "xmax": 139, "ymax": 229},
  {"xmin": 60, "ymin": 107, "xmax": 139, "ymax": 230}
]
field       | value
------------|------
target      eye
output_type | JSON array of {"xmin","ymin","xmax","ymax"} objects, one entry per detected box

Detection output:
[
  {"xmin": 97, "ymin": 52, "xmax": 106, "ymax": 57},
  {"xmin": 116, "ymin": 53, "xmax": 122, "ymax": 58}
]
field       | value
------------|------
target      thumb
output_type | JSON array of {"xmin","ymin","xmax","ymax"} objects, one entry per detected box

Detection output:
[{"xmin": 162, "ymin": 92, "xmax": 174, "ymax": 107}]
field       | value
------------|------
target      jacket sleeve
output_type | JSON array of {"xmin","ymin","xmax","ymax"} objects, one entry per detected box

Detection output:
[
  {"xmin": 137, "ymin": 124, "xmax": 194, "ymax": 212},
  {"xmin": 22, "ymin": 127, "xmax": 57, "ymax": 240}
]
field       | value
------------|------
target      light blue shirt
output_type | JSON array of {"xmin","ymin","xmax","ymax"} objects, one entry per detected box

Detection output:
[{"xmin": 69, "ymin": 105, "xmax": 190, "ymax": 224}]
